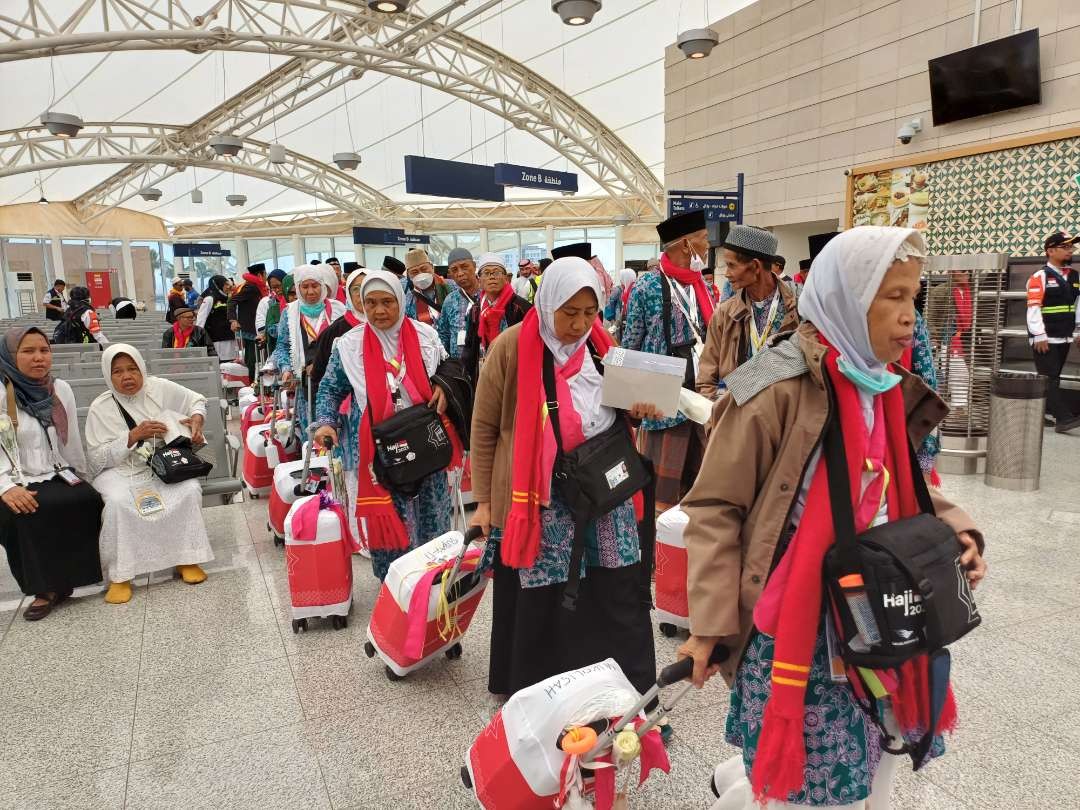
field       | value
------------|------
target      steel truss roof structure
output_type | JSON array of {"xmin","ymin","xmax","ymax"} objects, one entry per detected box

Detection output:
[{"xmin": 0, "ymin": 0, "xmax": 665, "ymax": 227}]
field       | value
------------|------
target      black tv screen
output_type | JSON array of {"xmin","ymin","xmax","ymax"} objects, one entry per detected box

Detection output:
[{"xmin": 929, "ymin": 29, "xmax": 1041, "ymax": 126}]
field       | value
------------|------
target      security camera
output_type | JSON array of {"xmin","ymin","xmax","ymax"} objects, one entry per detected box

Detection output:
[{"xmin": 897, "ymin": 118, "xmax": 923, "ymax": 145}]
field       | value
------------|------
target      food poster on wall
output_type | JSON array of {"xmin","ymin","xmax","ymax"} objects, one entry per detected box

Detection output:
[{"xmin": 850, "ymin": 166, "xmax": 930, "ymax": 232}]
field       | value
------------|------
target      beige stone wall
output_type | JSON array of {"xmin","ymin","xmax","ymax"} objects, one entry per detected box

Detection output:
[{"xmin": 664, "ymin": 0, "xmax": 1080, "ymax": 228}]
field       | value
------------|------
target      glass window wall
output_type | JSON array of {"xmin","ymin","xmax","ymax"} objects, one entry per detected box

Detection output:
[
  {"xmin": 488, "ymin": 230, "xmax": 520, "ymax": 270},
  {"xmin": 274, "ymin": 238, "xmax": 296, "ymax": 272}
]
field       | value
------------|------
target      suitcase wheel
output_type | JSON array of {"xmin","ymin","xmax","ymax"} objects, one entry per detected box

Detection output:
[
  {"xmin": 250, "ymin": 492, "xmax": 260, "ymax": 500},
  {"xmin": 385, "ymin": 665, "xmax": 404, "ymax": 682},
  {"xmin": 291, "ymin": 618, "xmax": 307, "ymax": 634},
  {"xmin": 273, "ymin": 534, "xmax": 284, "ymax": 548},
  {"xmin": 659, "ymin": 622, "xmax": 679, "ymax": 638},
  {"xmin": 331, "ymin": 615, "xmax": 347, "ymax": 630},
  {"xmin": 460, "ymin": 766, "xmax": 473, "ymax": 790},
  {"xmin": 445, "ymin": 642, "xmax": 463, "ymax": 661},
  {"xmin": 363, "ymin": 641, "xmax": 376, "ymax": 658}
]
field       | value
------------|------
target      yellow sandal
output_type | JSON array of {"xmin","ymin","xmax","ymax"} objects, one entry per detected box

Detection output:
[{"xmin": 104, "ymin": 581, "xmax": 133, "ymax": 604}]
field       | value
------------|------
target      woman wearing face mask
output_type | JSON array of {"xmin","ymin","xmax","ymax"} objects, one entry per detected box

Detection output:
[
  {"xmin": 270, "ymin": 264, "xmax": 348, "ymax": 435},
  {"xmin": 196, "ymin": 275, "xmax": 239, "ymax": 361},
  {"xmin": 255, "ymin": 269, "xmax": 288, "ymax": 353},
  {"xmin": 470, "ymin": 257, "xmax": 662, "ymax": 699},
  {"xmin": 312, "ymin": 270, "xmax": 464, "ymax": 581},
  {"xmin": 403, "ymin": 248, "xmax": 447, "ymax": 326},
  {"xmin": 678, "ymin": 227, "xmax": 987, "ymax": 809},
  {"xmin": 461, "ymin": 253, "xmax": 532, "ymax": 384}
]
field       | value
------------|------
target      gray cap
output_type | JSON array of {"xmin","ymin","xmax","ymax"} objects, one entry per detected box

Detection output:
[
  {"xmin": 723, "ymin": 224, "xmax": 778, "ymax": 263},
  {"xmin": 447, "ymin": 247, "xmax": 474, "ymax": 265}
]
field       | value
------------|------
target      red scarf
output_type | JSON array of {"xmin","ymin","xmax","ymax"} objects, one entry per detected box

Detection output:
[
  {"xmin": 750, "ymin": 343, "xmax": 957, "ymax": 802},
  {"xmin": 479, "ymin": 284, "xmax": 514, "ymax": 349},
  {"xmin": 501, "ymin": 309, "xmax": 615, "ymax": 568},
  {"xmin": 335, "ymin": 285, "xmax": 346, "ymax": 304},
  {"xmin": 344, "ymin": 311, "xmax": 361, "ymax": 328},
  {"xmin": 950, "ymin": 284, "xmax": 972, "ymax": 355},
  {"xmin": 413, "ymin": 292, "xmax": 436, "ymax": 326},
  {"xmin": 355, "ymin": 319, "xmax": 462, "ymax": 551},
  {"xmin": 620, "ymin": 279, "xmax": 636, "ymax": 312},
  {"xmin": 172, "ymin": 322, "xmax": 193, "ymax": 349},
  {"xmin": 658, "ymin": 254, "xmax": 715, "ymax": 325},
  {"xmin": 242, "ymin": 272, "xmax": 269, "ymax": 298}
]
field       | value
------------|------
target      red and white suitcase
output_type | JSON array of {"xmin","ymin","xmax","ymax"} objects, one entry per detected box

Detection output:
[
  {"xmin": 284, "ymin": 492, "xmax": 359, "ymax": 633},
  {"xmin": 654, "ymin": 506, "xmax": 690, "ymax": 637},
  {"xmin": 363, "ymin": 527, "xmax": 488, "ymax": 680},
  {"xmin": 220, "ymin": 360, "xmax": 250, "ymax": 390},
  {"xmin": 268, "ymin": 451, "xmax": 330, "ymax": 546},
  {"xmin": 242, "ymin": 420, "xmax": 276, "ymax": 497}
]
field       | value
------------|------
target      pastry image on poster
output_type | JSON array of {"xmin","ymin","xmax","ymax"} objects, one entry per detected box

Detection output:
[
  {"xmin": 908, "ymin": 169, "xmax": 930, "ymax": 231},
  {"xmin": 849, "ymin": 165, "xmax": 930, "ymax": 232}
]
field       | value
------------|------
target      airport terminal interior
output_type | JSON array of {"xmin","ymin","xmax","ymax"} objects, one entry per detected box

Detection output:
[{"xmin": 1, "ymin": 1, "xmax": 1079, "ymax": 808}]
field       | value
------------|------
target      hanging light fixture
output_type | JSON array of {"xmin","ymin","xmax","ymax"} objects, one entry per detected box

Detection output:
[
  {"xmin": 37, "ymin": 195, "xmax": 49, "ymax": 206},
  {"xmin": 552, "ymin": 0, "xmax": 601, "ymax": 25},
  {"xmin": 677, "ymin": 28, "xmax": 719, "ymax": 59},
  {"xmin": 333, "ymin": 152, "xmax": 362, "ymax": 171},
  {"xmin": 209, "ymin": 134, "xmax": 244, "ymax": 157},
  {"xmin": 367, "ymin": 0, "xmax": 409, "ymax": 12},
  {"xmin": 139, "ymin": 187, "xmax": 163, "ymax": 202},
  {"xmin": 226, "ymin": 193, "xmax": 247, "ymax": 207},
  {"xmin": 191, "ymin": 189, "xmax": 204, "ymax": 204},
  {"xmin": 268, "ymin": 143, "xmax": 287, "ymax": 164},
  {"xmin": 40, "ymin": 111, "xmax": 85, "ymax": 138}
]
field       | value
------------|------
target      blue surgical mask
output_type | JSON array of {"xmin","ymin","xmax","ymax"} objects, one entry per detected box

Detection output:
[
  {"xmin": 837, "ymin": 356, "xmax": 902, "ymax": 394},
  {"xmin": 299, "ymin": 300, "xmax": 325, "ymax": 318}
]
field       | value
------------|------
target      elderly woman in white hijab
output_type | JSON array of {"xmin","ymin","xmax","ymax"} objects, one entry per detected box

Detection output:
[
  {"xmin": 270, "ymin": 263, "xmax": 347, "ymax": 436},
  {"xmin": 604, "ymin": 267, "xmax": 637, "ymax": 326},
  {"xmin": 84, "ymin": 344, "xmax": 215, "ymax": 604},
  {"xmin": 312, "ymin": 269, "xmax": 459, "ymax": 581},
  {"xmin": 677, "ymin": 227, "xmax": 987, "ymax": 810},
  {"xmin": 469, "ymin": 256, "xmax": 662, "ymax": 700}
]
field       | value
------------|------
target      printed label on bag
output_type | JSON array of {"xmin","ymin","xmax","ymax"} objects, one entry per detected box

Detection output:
[
  {"xmin": 605, "ymin": 460, "xmax": 629, "ymax": 490},
  {"xmin": 955, "ymin": 555, "xmax": 980, "ymax": 623},
  {"xmin": 426, "ymin": 420, "xmax": 448, "ymax": 450},
  {"xmin": 133, "ymin": 487, "xmax": 165, "ymax": 517}
]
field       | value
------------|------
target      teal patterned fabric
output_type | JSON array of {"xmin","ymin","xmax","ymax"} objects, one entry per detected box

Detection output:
[
  {"xmin": 604, "ymin": 286, "xmax": 627, "ymax": 323},
  {"xmin": 479, "ymin": 493, "xmax": 640, "ymax": 589},
  {"xmin": 910, "ymin": 312, "xmax": 940, "ymax": 473},
  {"xmin": 435, "ymin": 287, "xmax": 478, "ymax": 359}
]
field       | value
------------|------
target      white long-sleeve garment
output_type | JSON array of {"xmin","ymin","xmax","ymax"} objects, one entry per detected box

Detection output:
[{"xmin": 0, "ymin": 379, "xmax": 88, "ymax": 495}]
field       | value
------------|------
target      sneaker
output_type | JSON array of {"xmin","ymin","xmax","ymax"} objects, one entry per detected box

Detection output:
[{"xmin": 1055, "ymin": 414, "xmax": 1080, "ymax": 434}]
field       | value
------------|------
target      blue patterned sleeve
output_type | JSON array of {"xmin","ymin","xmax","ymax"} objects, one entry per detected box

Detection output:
[
  {"xmin": 604, "ymin": 288, "xmax": 620, "ymax": 322},
  {"xmin": 435, "ymin": 295, "xmax": 453, "ymax": 354},
  {"xmin": 271, "ymin": 308, "xmax": 291, "ymax": 370},
  {"xmin": 910, "ymin": 312, "xmax": 940, "ymax": 471},
  {"xmin": 404, "ymin": 291, "xmax": 418, "ymax": 321},
  {"xmin": 314, "ymin": 344, "xmax": 351, "ymax": 427},
  {"xmin": 620, "ymin": 284, "xmax": 645, "ymax": 350}
]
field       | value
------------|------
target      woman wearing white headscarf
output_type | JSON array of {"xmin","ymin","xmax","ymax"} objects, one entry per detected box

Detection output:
[
  {"xmin": 270, "ymin": 263, "xmax": 347, "ymax": 435},
  {"xmin": 604, "ymin": 267, "xmax": 638, "ymax": 326},
  {"xmin": 677, "ymin": 227, "xmax": 987, "ymax": 809},
  {"xmin": 469, "ymin": 257, "xmax": 661, "ymax": 699},
  {"xmin": 84, "ymin": 344, "xmax": 214, "ymax": 605},
  {"xmin": 312, "ymin": 269, "xmax": 460, "ymax": 581}
]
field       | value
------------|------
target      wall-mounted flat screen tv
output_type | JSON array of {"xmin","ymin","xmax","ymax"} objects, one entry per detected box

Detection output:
[{"xmin": 929, "ymin": 29, "xmax": 1041, "ymax": 126}]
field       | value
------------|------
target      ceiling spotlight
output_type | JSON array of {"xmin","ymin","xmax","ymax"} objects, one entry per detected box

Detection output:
[
  {"xmin": 226, "ymin": 193, "xmax": 247, "ymax": 207},
  {"xmin": 552, "ymin": 0, "xmax": 601, "ymax": 26},
  {"xmin": 333, "ymin": 152, "xmax": 362, "ymax": 171},
  {"xmin": 268, "ymin": 143, "xmax": 287, "ymax": 164},
  {"xmin": 37, "ymin": 195, "xmax": 48, "ymax": 206},
  {"xmin": 677, "ymin": 28, "xmax": 720, "ymax": 60},
  {"xmin": 191, "ymin": 189, "xmax": 204, "ymax": 204},
  {"xmin": 139, "ymin": 187, "xmax": 163, "ymax": 202},
  {"xmin": 368, "ymin": 0, "xmax": 408, "ymax": 11},
  {"xmin": 40, "ymin": 111, "xmax": 85, "ymax": 138},
  {"xmin": 209, "ymin": 134, "xmax": 244, "ymax": 157}
]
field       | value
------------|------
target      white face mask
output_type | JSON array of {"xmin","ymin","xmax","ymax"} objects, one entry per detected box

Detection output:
[
  {"xmin": 412, "ymin": 272, "xmax": 434, "ymax": 290},
  {"xmin": 690, "ymin": 251, "xmax": 707, "ymax": 273}
]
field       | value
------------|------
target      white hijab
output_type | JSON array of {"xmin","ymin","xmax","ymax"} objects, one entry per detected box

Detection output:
[
  {"xmin": 359, "ymin": 269, "xmax": 406, "ymax": 360},
  {"xmin": 320, "ymin": 265, "xmax": 340, "ymax": 299},
  {"xmin": 285, "ymin": 264, "xmax": 346, "ymax": 374},
  {"xmin": 344, "ymin": 267, "xmax": 367, "ymax": 323},
  {"xmin": 799, "ymin": 226, "xmax": 926, "ymax": 386},
  {"xmin": 619, "ymin": 268, "xmax": 637, "ymax": 287},
  {"xmin": 292, "ymin": 263, "xmax": 327, "ymax": 305},
  {"xmin": 534, "ymin": 257, "xmax": 615, "ymax": 438}
]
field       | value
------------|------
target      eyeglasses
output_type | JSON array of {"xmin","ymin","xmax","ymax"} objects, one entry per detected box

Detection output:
[{"xmin": 479, "ymin": 269, "xmax": 506, "ymax": 278}]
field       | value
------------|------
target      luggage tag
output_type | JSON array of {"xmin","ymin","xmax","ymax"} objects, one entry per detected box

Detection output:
[
  {"xmin": 456, "ymin": 329, "xmax": 467, "ymax": 347},
  {"xmin": 824, "ymin": 615, "xmax": 849, "ymax": 683},
  {"xmin": 56, "ymin": 466, "xmax": 82, "ymax": 486}
]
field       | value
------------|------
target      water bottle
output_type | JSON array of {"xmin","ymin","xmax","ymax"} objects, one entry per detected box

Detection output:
[{"xmin": 838, "ymin": 573, "xmax": 881, "ymax": 647}]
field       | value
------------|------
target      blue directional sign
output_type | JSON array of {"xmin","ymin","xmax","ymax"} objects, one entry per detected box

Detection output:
[
  {"xmin": 404, "ymin": 155, "xmax": 505, "ymax": 202},
  {"xmin": 173, "ymin": 242, "xmax": 231, "ymax": 257},
  {"xmin": 352, "ymin": 227, "xmax": 431, "ymax": 246},
  {"xmin": 667, "ymin": 190, "xmax": 741, "ymax": 222},
  {"xmin": 494, "ymin": 163, "xmax": 578, "ymax": 193}
]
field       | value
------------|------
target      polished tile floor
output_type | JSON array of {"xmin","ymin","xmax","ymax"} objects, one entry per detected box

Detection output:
[{"xmin": 1, "ymin": 433, "xmax": 1078, "ymax": 809}]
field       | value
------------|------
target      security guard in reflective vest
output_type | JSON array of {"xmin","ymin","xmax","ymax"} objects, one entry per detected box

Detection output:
[{"xmin": 1027, "ymin": 231, "xmax": 1080, "ymax": 432}]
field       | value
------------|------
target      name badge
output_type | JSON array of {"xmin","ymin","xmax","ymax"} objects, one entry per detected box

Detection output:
[
  {"xmin": 134, "ymin": 487, "xmax": 165, "ymax": 518},
  {"xmin": 457, "ymin": 329, "xmax": 467, "ymax": 347},
  {"xmin": 57, "ymin": 467, "xmax": 82, "ymax": 486}
]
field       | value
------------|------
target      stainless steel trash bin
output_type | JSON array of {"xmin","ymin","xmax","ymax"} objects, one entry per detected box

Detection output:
[{"xmin": 984, "ymin": 372, "xmax": 1047, "ymax": 491}]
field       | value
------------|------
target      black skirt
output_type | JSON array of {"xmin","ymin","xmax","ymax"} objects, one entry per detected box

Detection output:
[
  {"xmin": 487, "ymin": 557, "xmax": 656, "ymax": 697},
  {"xmin": 0, "ymin": 477, "xmax": 104, "ymax": 596}
]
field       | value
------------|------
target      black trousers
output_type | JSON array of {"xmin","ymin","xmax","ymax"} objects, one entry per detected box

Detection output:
[
  {"xmin": 1034, "ymin": 341, "xmax": 1074, "ymax": 420},
  {"xmin": 242, "ymin": 336, "xmax": 258, "ymax": 382}
]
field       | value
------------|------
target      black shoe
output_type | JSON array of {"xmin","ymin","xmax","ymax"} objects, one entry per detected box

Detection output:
[{"xmin": 1055, "ymin": 414, "xmax": 1080, "ymax": 433}]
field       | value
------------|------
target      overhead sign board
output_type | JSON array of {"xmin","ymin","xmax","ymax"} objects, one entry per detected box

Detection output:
[
  {"xmin": 493, "ymin": 162, "xmax": 578, "ymax": 193},
  {"xmin": 404, "ymin": 155, "xmax": 505, "ymax": 202},
  {"xmin": 667, "ymin": 190, "xmax": 741, "ymax": 222},
  {"xmin": 173, "ymin": 242, "xmax": 231, "ymax": 257},
  {"xmin": 352, "ymin": 227, "xmax": 431, "ymax": 246}
]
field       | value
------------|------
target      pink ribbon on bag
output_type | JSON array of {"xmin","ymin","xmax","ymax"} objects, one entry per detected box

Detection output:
[
  {"xmin": 290, "ymin": 491, "xmax": 360, "ymax": 553},
  {"xmin": 590, "ymin": 720, "xmax": 670, "ymax": 810},
  {"xmin": 402, "ymin": 549, "xmax": 481, "ymax": 660}
]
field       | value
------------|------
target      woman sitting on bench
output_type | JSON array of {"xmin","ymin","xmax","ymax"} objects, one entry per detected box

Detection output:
[{"xmin": 84, "ymin": 344, "xmax": 215, "ymax": 604}]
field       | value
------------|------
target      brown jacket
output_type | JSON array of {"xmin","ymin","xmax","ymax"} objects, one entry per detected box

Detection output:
[
  {"xmin": 682, "ymin": 322, "xmax": 984, "ymax": 686},
  {"xmin": 470, "ymin": 323, "xmax": 525, "ymax": 526},
  {"xmin": 695, "ymin": 277, "xmax": 800, "ymax": 400}
]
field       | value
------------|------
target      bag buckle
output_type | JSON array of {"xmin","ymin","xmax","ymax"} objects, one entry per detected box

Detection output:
[
  {"xmin": 918, "ymin": 577, "xmax": 934, "ymax": 598},
  {"xmin": 545, "ymin": 399, "xmax": 559, "ymax": 412}
]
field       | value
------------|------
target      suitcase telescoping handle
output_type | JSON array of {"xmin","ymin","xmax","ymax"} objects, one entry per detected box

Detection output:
[
  {"xmin": 658, "ymin": 644, "xmax": 730, "ymax": 688},
  {"xmin": 444, "ymin": 526, "xmax": 485, "ymax": 588}
]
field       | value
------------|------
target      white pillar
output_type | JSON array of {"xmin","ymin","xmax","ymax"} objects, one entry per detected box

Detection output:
[
  {"xmin": 545, "ymin": 224, "xmax": 555, "ymax": 254},
  {"xmin": 479, "ymin": 228, "xmax": 489, "ymax": 253},
  {"xmin": 172, "ymin": 256, "xmax": 184, "ymax": 277},
  {"xmin": 120, "ymin": 238, "xmax": 137, "ymax": 300},
  {"xmin": 49, "ymin": 238, "xmax": 65, "ymax": 286},
  {"xmin": 234, "ymin": 237, "xmax": 249, "ymax": 275},
  {"xmin": 614, "ymin": 225, "xmax": 625, "ymax": 271},
  {"xmin": 292, "ymin": 234, "xmax": 304, "ymax": 266}
]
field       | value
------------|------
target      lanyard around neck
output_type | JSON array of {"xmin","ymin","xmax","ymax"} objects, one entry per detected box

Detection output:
[{"xmin": 748, "ymin": 289, "xmax": 781, "ymax": 354}]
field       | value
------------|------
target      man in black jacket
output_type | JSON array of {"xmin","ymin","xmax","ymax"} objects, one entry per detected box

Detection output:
[
  {"xmin": 161, "ymin": 308, "xmax": 217, "ymax": 354},
  {"xmin": 228, "ymin": 262, "xmax": 268, "ymax": 380},
  {"xmin": 461, "ymin": 252, "xmax": 532, "ymax": 383}
]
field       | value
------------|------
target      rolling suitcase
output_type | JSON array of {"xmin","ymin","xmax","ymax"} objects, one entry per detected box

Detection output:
[
  {"xmin": 284, "ymin": 490, "xmax": 359, "ymax": 633},
  {"xmin": 363, "ymin": 526, "xmax": 488, "ymax": 680},
  {"xmin": 654, "ymin": 506, "xmax": 690, "ymax": 638},
  {"xmin": 268, "ymin": 445, "xmax": 330, "ymax": 547}
]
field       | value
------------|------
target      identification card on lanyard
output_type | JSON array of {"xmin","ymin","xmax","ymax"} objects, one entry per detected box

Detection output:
[
  {"xmin": 40, "ymin": 419, "xmax": 82, "ymax": 486},
  {"xmin": 748, "ymin": 292, "xmax": 781, "ymax": 355},
  {"xmin": 665, "ymin": 277, "xmax": 705, "ymax": 374}
]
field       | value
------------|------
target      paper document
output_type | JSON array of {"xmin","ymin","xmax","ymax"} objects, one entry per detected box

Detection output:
[
  {"xmin": 158, "ymin": 410, "xmax": 194, "ymax": 445},
  {"xmin": 678, "ymin": 388, "xmax": 714, "ymax": 425}
]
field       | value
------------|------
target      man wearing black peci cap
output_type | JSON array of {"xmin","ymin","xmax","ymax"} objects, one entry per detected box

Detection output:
[
  {"xmin": 696, "ymin": 224, "xmax": 800, "ymax": 402},
  {"xmin": 621, "ymin": 209, "xmax": 716, "ymax": 512},
  {"xmin": 1028, "ymin": 232, "xmax": 1080, "ymax": 432},
  {"xmin": 229, "ymin": 262, "xmax": 269, "ymax": 380}
]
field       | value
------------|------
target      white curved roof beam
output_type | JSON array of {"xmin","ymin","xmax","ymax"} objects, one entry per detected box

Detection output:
[
  {"xmin": 0, "ymin": 123, "xmax": 399, "ymax": 222},
  {"xmin": 0, "ymin": 0, "xmax": 663, "ymax": 217}
]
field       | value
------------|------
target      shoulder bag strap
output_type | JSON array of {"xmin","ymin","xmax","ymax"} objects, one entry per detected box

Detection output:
[
  {"xmin": 541, "ymin": 346, "xmax": 565, "ymax": 457},
  {"xmin": 822, "ymin": 408, "xmax": 862, "ymax": 577},
  {"xmin": 5, "ymin": 380, "xmax": 18, "ymax": 430},
  {"xmin": 660, "ymin": 271, "xmax": 675, "ymax": 352},
  {"xmin": 112, "ymin": 396, "xmax": 143, "ymax": 447}
]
